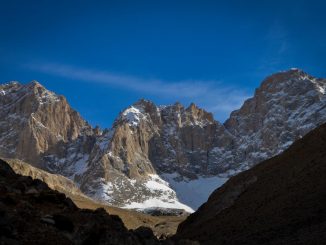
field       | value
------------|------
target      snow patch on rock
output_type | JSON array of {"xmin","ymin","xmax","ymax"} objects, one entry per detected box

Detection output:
[
  {"xmin": 123, "ymin": 197, "xmax": 193, "ymax": 213},
  {"xmin": 122, "ymin": 106, "xmax": 146, "ymax": 126}
]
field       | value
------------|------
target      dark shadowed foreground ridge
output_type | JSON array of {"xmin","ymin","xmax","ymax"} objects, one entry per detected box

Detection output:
[
  {"xmin": 0, "ymin": 158, "xmax": 160, "ymax": 245},
  {"xmin": 0, "ymin": 158, "xmax": 200, "ymax": 244},
  {"xmin": 175, "ymin": 123, "xmax": 326, "ymax": 244}
]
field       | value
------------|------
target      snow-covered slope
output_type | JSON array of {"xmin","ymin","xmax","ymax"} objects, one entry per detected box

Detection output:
[
  {"xmin": 122, "ymin": 174, "xmax": 194, "ymax": 213},
  {"xmin": 1, "ymin": 68, "xmax": 326, "ymax": 212},
  {"xmin": 162, "ymin": 173, "xmax": 228, "ymax": 210}
]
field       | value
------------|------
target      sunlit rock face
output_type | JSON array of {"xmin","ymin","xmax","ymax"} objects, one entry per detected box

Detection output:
[{"xmin": 0, "ymin": 81, "xmax": 93, "ymax": 169}]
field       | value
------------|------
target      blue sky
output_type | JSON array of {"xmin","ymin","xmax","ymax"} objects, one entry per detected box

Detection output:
[{"xmin": 0, "ymin": 0, "xmax": 325, "ymax": 128}]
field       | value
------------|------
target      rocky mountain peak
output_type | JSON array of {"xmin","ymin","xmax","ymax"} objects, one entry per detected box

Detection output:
[
  {"xmin": 133, "ymin": 98, "xmax": 155, "ymax": 107},
  {"xmin": 0, "ymin": 80, "xmax": 63, "ymax": 114},
  {"xmin": 265, "ymin": 67, "xmax": 306, "ymax": 80},
  {"xmin": 114, "ymin": 99, "xmax": 159, "ymax": 128},
  {"xmin": 2, "ymin": 69, "xmax": 326, "ymax": 212},
  {"xmin": 184, "ymin": 103, "xmax": 214, "ymax": 126},
  {"xmin": 28, "ymin": 79, "xmax": 43, "ymax": 87},
  {"xmin": 0, "ymin": 81, "xmax": 92, "ymax": 167},
  {"xmin": 186, "ymin": 102, "xmax": 197, "ymax": 110},
  {"xmin": 119, "ymin": 105, "xmax": 146, "ymax": 127},
  {"xmin": 258, "ymin": 68, "xmax": 325, "ymax": 96},
  {"xmin": 172, "ymin": 101, "xmax": 183, "ymax": 109},
  {"xmin": 0, "ymin": 81, "xmax": 22, "ymax": 94},
  {"xmin": 116, "ymin": 99, "xmax": 216, "ymax": 129},
  {"xmin": 222, "ymin": 69, "xmax": 326, "ymax": 179},
  {"xmin": 225, "ymin": 69, "xmax": 326, "ymax": 132},
  {"xmin": 26, "ymin": 80, "xmax": 63, "ymax": 106}
]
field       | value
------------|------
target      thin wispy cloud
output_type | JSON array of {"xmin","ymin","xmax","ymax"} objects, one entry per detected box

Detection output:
[
  {"xmin": 25, "ymin": 62, "xmax": 211, "ymax": 97},
  {"xmin": 24, "ymin": 62, "xmax": 251, "ymax": 122}
]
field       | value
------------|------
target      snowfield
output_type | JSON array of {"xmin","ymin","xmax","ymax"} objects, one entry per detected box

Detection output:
[
  {"xmin": 123, "ymin": 174, "xmax": 194, "ymax": 213},
  {"xmin": 123, "ymin": 173, "xmax": 228, "ymax": 212},
  {"xmin": 162, "ymin": 173, "xmax": 228, "ymax": 210}
]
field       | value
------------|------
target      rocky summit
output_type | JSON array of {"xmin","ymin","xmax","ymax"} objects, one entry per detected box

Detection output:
[{"xmin": 0, "ymin": 69, "xmax": 326, "ymax": 212}]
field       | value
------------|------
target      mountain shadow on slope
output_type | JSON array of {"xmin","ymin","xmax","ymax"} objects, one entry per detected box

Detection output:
[
  {"xmin": 0, "ymin": 158, "xmax": 161, "ymax": 245},
  {"xmin": 175, "ymin": 123, "xmax": 326, "ymax": 245}
]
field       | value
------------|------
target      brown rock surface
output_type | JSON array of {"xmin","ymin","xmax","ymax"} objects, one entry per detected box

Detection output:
[
  {"xmin": 4, "ymin": 158, "xmax": 86, "ymax": 199},
  {"xmin": 0, "ymin": 81, "xmax": 92, "ymax": 168}
]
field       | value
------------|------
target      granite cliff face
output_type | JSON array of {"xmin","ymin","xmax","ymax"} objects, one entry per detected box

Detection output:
[
  {"xmin": 0, "ymin": 69, "xmax": 326, "ymax": 211},
  {"xmin": 223, "ymin": 69, "xmax": 326, "ymax": 171},
  {"xmin": 0, "ymin": 81, "xmax": 93, "ymax": 169},
  {"xmin": 76, "ymin": 100, "xmax": 228, "ymax": 211}
]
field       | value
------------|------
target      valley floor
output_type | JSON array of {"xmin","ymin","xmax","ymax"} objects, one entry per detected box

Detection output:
[{"xmin": 71, "ymin": 194, "xmax": 187, "ymax": 238}]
